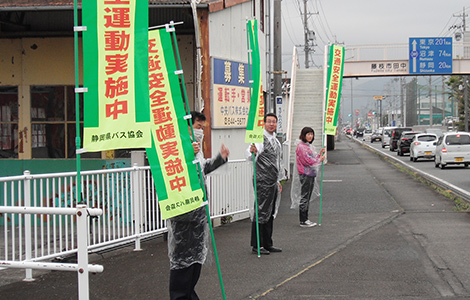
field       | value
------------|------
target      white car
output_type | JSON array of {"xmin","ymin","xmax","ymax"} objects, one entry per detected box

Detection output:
[
  {"xmin": 434, "ymin": 132, "xmax": 470, "ymax": 169},
  {"xmin": 381, "ymin": 127, "xmax": 395, "ymax": 148},
  {"xmin": 409, "ymin": 133, "xmax": 437, "ymax": 162},
  {"xmin": 363, "ymin": 129, "xmax": 373, "ymax": 142}
]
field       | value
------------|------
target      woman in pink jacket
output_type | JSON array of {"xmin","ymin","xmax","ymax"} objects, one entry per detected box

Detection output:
[{"xmin": 292, "ymin": 127, "xmax": 325, "ymax": 227}]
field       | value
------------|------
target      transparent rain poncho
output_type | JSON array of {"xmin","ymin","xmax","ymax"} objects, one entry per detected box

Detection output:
[
  {"xmin": 167, "ymin": 138, "xmax": 227, "ymax": 270},
  {"xmin": 290, "ymin": 140, "xmax": 321, "ymax": 209},
  {"xmin": 247, "ymin": 131, "xmax": 286, "ymax": 224}
]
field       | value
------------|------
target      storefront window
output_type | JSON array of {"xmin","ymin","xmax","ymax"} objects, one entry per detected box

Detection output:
[
  {"xmin": 0, "ymin": 86, "xmax": 19, "ymax": 158},
  {"xmin": 31, "ymin": 86, "xmax": 99, "ymax": 159}
]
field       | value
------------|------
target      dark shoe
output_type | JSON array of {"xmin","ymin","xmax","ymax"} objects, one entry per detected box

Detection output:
[
  {"xmin": 252, "ymin": 247, "xmax": 270, "ymax": 255},
  {"xmin": 266, "ymin": 246, "xmax": 282, "ymax": 253}
]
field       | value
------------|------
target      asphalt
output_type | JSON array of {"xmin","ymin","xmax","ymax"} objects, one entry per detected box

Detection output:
[{"xmin": 2, "ymin": 137, "xmax": 470, "ymax": 299}]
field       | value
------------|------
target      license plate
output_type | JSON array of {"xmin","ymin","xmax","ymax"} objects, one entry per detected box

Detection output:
[
  {"xmin": 455, "ymin": 157, "xmax": 464, "ymax": 162},
  {"xmin": 425, "ymin": 151, "xmax": 432, "ymax": 155}
]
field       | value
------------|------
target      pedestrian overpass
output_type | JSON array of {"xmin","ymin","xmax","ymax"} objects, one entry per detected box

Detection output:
[{"xmin": 342, "ymin": 42, "xmax": 470, "ymax": 77}]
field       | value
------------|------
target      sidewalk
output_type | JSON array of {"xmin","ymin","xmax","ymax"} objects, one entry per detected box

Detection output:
[{"xmin": 1, "ymin": 139, "xmax": 466, "ymax": 299}]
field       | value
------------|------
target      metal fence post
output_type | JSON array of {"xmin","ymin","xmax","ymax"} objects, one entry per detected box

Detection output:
[
  {"xmin": 76, "ymin": 204, "xmax": 89, "ymax": 300},
  {"xmin": 23, "ymin": 170, "xmax": 33, "ymax": 281},
  {"xmin": 132, "ymin": 164, "xmax": 142, "ymax": 251}
]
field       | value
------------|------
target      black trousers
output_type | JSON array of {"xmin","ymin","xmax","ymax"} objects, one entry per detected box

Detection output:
[
  {"xmin": 169, "ymin": 263, "xmax": 202, "ymax": 300},
  {"xmin": 299, "ymin": 174, "xmax": 315, "ymax": 223},
  {"xmin": 251, "ymin": 198, "xmax": 277, "ymax": 249},
  {"xmin": 250, "ymin": 214, "xmax": 274, "ymax": 249}
]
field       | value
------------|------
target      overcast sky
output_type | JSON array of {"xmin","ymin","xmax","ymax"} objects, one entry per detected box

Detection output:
[
  {"xmin": 279, "ymin": 1, "xmax": 470, "ymax": 120},
  {"xmin": 281, "ymin": 0, "xmax": 470, "ymax": 70}
]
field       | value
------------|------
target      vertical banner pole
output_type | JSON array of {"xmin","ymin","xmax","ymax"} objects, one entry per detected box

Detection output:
[
  {"xmin": 246, "ymin": 19, "xmax": 261, "ymax": 257},
  {"xmin": 319, "ymin": 44, "xmax": 329, "ymax": 225},
  {"xmin": 169, "ymin": 27, "xmax": 226, "ymax": 300},
  {"xmin": 73, "ymin": 0, "xmax": 82, "ymax": 206}
]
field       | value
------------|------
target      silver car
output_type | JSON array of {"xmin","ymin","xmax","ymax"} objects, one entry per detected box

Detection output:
[
  {"xmin": 434, "ymin": 132, "xmax": 470, "ymax": 169},
  {"xmin": 409, "ymin": 133, "xmax": 437, "ymax": 162}
]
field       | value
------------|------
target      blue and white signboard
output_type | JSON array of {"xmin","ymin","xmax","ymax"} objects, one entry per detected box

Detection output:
[
  {"xmin": 409, "ymin": 37, "xmax": 452, "ymax": 74},
  {"xmin": 211, "ymin": 57, "xmax": 250, "ymax": 128}
]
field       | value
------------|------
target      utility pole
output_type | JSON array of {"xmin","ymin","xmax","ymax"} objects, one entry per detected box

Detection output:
[
  {"xmin": 304, "ymin": 0, "xmax": 309, "ymax": 68},
  {"xmin": 273, "ymin": 0, "xmax": 282, "ymax": 113},
  {"xmin": 400, "ymin": 77, "xmax": 405, "ymax": 126},
  {"xmin": 302, "ymin": 0, "xmax": 317, "ymax": 68},
  {"xmin": 442, "ymin": 76, "xmax": 445, "ymax": 124},
  {"xmin": 265, "ymin": 0, "xmax": 272, "ymax": 113},
  {"xmin": 465, "ymin": 75, "xmax": 469, "ymax": 132},
  {"xmin": 429, "ymin": 76, "xmax": 432, "ymax": 126}
]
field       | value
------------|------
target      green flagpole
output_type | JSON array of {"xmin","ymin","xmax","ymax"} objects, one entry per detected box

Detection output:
[
  {"xmin": 318, "ymin": 45, "xmax": 329, "ymax": 226},
  {"xmin": 168, "ymin": 24, "xmax": 226, "ymax": 300},
  {"xmin": 319, "ymin": 138, "xmax": 325, "ymax": 225},
  {"xmin": 246, "ymin": 19, "xmax": 261, "ymax": 258},
  {"xmin": 73, "ymin": 0, "xmax": 82, "ymax": 205}
]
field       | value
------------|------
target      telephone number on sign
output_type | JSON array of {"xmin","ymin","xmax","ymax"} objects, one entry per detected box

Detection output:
[{"xmin": 224, "ymin": 117, "xmax": 246, "ymax": 126}]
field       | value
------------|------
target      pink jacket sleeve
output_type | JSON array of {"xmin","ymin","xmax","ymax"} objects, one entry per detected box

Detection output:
[{"xmin": 296, "ymin": 143, "xmax": 321, "ymax": 167}]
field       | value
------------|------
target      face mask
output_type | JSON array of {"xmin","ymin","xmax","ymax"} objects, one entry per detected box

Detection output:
[{"xmin": 193, "ymin": 128, "xmax": 204, "ymax": 143}]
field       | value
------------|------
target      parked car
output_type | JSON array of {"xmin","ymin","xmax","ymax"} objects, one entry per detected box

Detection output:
[
  {"xmin": 381, "ymin": 127, "xmax": 395, "ymax": 148},
  {"xmin": 370, "ymin": 130, "xmax": 382, "ymax": 143},
  {"xmin": 389, "ymin": 127, "xmax": 412, "ymax": 151},
  {"xmin": 434, "ymin": 132, "xmax": 470, "ymax": 169},
  {"xmin": 409, "ymin": 133, "xmax": 437, "ymax": 162}
]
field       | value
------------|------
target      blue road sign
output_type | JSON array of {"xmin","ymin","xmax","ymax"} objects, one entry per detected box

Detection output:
[{"xmin": 409, "ymin": 37, "xmax": 452, "ymax": 74}]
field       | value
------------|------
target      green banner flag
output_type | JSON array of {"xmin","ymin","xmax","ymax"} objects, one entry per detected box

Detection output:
[
  {"xmin": 324, "ymin": 44, "xmax": 345, "ymax": 136},
  {"xmin": 146, "ymin": 28, "xmax": 204, "ymax": 220},
  {"xmin": 82, "ymin": 0, "xmax": 151, "ymax": 152},
  {"xmin": 245, "ymin": 19, "xmax": 265, "ymax": 144}
]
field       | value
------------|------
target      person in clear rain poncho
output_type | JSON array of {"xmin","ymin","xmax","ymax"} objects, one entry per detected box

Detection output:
[
  {"xmin": 290, "ymin": 126, "xmax": 325, "ymax": 228},
  {"xmin": 246, "ymin": 113, "xmax": 286, "ymax": 255},
  {"xmin": 167, "ymin": 111, "xmax": 229, "ymax": 300}
]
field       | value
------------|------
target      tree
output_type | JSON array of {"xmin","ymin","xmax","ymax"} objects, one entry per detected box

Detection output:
[{"xmin": 446, "ymin": 75, "xmax": 469, "ymax": 131}]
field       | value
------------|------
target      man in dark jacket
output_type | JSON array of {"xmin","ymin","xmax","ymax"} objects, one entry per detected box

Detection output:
[{"xmin": 168, "ymin": 111, "xmax": 229, "ymax": 300}]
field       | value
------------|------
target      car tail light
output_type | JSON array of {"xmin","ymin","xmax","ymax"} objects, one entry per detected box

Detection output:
[
  {"xmin": 414, "ymin": 142, "xmax": 420, "ymax": 146},
  {"xmin": 442, "ymin": 148, "xmax": 447, "ymax": 153}
]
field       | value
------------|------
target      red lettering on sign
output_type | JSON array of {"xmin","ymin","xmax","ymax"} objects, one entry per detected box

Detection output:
[
  {"xmin": 104, "ymin": 7, "xmax": 131, "ymax": 28},
  {"xmin": 152, "ymin": 107, "xmax": 172, "ymax": 125},
  {"xmin": 150, "ymin": 90, "xmax": 168, "ymax": 107},
  {"xmin": 105, "ymin": 54, "xmax": 128, "ymax": 75},
  {"xmin": 104, "ymin": 76, "xmax": 128, "ymax": 98},
  {"xmin": 104, "ymin": 31, "xmax": 130, "ymax": 51},
  {"xmin": 160, "ymin": 141, "xmax": 179, "ymax": 159},
  {"xmin": 104, "ymin": 0, "xmax": 130, "ymax": 4},
  {"xmin": 164, "ymin": 158, "xmax": 184, "ymax": 176},
  {"xmin": 169, "ymin": 176, "xmax": 187, "ymax": 192},
  {"xmin": 105, "ymin": 99, "xmax": 128, "ymax": 119},
  {"xmin": 149, "ymin": 73, "xmax": 165, "ymax": 89},
  {"xmin": 155, "ymin": 123, "xmax": 176, "ymax": 142}
]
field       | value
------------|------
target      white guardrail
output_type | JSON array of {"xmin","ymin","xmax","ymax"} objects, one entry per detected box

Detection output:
[
  {"xmin": 0, "ymin": 205, "xmax": 103, "ymax": 300},
  {"xmin": 0, "ymin": 160, "xmax": 252, "ymax": 285}
]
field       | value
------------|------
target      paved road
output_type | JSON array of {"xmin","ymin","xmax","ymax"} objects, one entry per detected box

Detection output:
[
  {"xmin": 2, "ymin": 139, "xmax": 470, "ymax": 299},
  {"xmin": 364, "ymin": 135, "xmax": 470, "ymax": 197}
]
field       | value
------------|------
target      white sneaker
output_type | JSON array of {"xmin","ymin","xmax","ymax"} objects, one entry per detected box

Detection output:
[{"xmin": 300, "ymin": 220, "xmax": 317, "ymax": 228}]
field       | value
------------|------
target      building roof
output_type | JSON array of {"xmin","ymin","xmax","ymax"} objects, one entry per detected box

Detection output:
[{"xmin": 0, "ymin": 0, "xmax": 216, "ymax": 8}]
